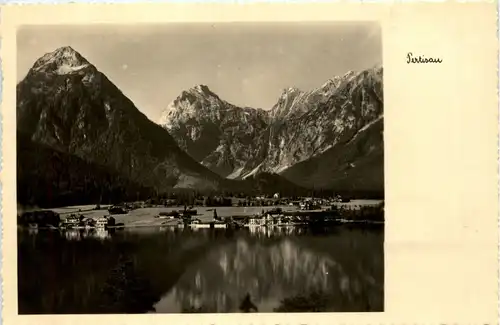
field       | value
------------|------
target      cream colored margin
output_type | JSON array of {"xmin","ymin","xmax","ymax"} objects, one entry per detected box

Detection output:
[{"xmin": 0, "ymin": 3, "xmax": 498, "ymax": 325}]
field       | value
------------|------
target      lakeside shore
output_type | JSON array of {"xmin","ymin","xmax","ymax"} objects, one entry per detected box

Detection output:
[{"xmin": 19, "ymin": 199, "xmax": 384, "ymax": 231}]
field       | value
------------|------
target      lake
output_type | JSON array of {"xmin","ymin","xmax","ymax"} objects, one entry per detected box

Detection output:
[{"xmin": 18, "ymin": 225, "xmax": 384, "ymax": 314}]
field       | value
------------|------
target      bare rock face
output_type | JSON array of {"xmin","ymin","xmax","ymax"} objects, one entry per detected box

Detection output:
[
  {"xmin": 159, "ymin": 66, "xmax": 383, "ymax": 192},
  {"xmin": 159, "ymin": 84, "xmax": 270, "ymax": 178},
  {"xmin": 17, "ymin": 46, "xmax": 225, "ymax": 192}
]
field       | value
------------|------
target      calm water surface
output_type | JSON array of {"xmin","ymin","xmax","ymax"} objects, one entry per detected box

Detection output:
[{"xmin": 18, "ymin": 225, "xmax": 384, "ymax": 314}]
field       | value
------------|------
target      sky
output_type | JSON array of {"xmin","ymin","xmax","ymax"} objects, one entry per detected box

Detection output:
[{"xmin": 17, "ymin": 22, "xmax": 382, "ymax": 122}]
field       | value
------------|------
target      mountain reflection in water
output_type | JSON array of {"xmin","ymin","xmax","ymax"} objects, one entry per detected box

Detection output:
[
  {"xmin": 18, "ymin": 225, "xmax": 383, "ymax": 314},
  {"xmin": 156, "ymin": 228, "xmax": 383, "ymax": 313}
]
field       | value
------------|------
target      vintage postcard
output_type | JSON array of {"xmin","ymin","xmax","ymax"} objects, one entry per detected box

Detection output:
[{"xmin": 0, "ymin": 2, "xmax": 498, "ymax": 325}]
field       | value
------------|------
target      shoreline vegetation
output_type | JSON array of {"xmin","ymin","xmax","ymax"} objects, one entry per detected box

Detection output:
[
  {"xmin": 18, "ymin": 198, "xmax": 385, "ymax": 231},
  {"xmin": 17, "ymin": 183, "xmax": 384, "ymax": 210}
]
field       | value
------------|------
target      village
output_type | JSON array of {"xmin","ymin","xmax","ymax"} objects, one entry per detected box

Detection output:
[{"xmin": 17, "ymin": 193, "xmax": 384, "ymax": 231}]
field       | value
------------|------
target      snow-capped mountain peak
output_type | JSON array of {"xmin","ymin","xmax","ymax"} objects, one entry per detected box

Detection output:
[
  {"xmin": 192, "ymin": 84, "xmax": 212, "ymax": 94},
  {"xmin": 269, "ymin": 87, "xmax": 306, "ymax": 119},
  {"xmin": 31, "ymin": 46, "xmax": 92, "ymax": 75},
  {"xmin": 158, "ymin": 84, "xmax": 225, "ymax": 129}
]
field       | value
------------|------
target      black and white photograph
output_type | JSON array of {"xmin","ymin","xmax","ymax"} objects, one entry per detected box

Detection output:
[{"xmin": 16, "ymin": 21, "xmax": 384, "ymax": 314}]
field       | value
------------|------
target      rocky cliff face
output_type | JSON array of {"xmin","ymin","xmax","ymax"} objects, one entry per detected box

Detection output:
[
  {"xmin": 159, "ymin": 67, "xmax": 383, "ymax": 192},
  {"xmin": 17, "ymin": 46, "xmax": 226, "ymax": 192},
  {"xmin": 158, "ymin": 85, "xmax": 269, "ymax": 178},
  {"xmin": 281, "ymin": 116, "xmax": 384, "ymax": 193}
]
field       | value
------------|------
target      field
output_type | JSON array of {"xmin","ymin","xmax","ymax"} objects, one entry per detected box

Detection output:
[{"xmin": 46, "ymin": 200, "xmax": 383, "ymax": 228}]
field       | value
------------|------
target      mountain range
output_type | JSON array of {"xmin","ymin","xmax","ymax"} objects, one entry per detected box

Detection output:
[
  {"xmin": 17, "ymin": 46, "xmax": 383, "ymax": 207},
  {"xmin": 159, "ymin": 65, "xmax": 383, "ymax": 191}
]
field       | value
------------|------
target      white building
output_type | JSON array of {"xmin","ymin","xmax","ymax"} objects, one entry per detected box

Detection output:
[
  {"xmin": 96, "ymin": 217, "xmax": 109, "ymax": 228},
  {"xmin": 248, "ymin": 216, "xmax": 266, "ymax": 226}
]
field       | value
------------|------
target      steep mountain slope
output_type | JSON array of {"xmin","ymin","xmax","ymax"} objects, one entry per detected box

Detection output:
[
  {"xmin": 17, "ymin": 131, "xmax": 155, "ymax": 208},
  {"xmin": 159, "ymin": 66, "xmax": 383, "ymax": 192},
  {"xmin": 158, "ymin": 85, "xmax": 269, "ymax": 177},
  {"xmin": 258, "ymin": 68, "xmax": 382, "ymax": 175},
  {"xmin": 267, "ymin": 72, "xmax": 356, "ymax": 121},
  {"xmin": 281, "ymin": 117, "xmax": 384, "ymax": 194},
  {"xmin": 17, "ymin": 46, "xmax": 226, "ymax": 192}
]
